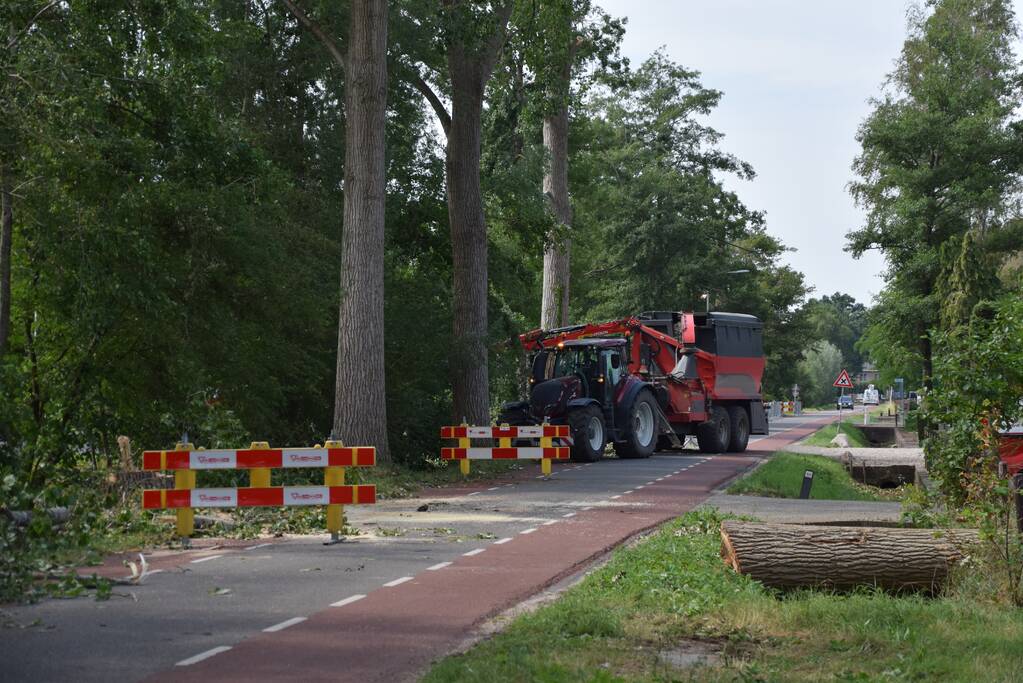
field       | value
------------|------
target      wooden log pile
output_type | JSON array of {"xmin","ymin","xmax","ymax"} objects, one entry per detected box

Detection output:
[{"xmin": 720, "ymin": 520, "xmax": 980, "ymax": 591}]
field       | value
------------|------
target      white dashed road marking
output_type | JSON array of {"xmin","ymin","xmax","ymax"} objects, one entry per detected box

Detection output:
[
  {"xmin": 190, "ymin": 555, "xmax": 223, "ymax": 564},
  {"xmin": 383, "ymin": 576, "xmax": 414, "ymax": 587},
  {"xmin": 493, "ymin": 537, "xmax": 513, "ymax": 545},
  {"xmin": 330, "ymin": 594, "xmax": 366, "ymax": 608},
  {"xmin": 263, "ymin": 617, "xmax": 306, "ymax": 633},
  {"xmin": 244, "ymin": 543, "xmax": 273, "ymax": 551},
  {"xmin": 426, "ymin": 562, "xmax": 452, "ymax": 571},
  {"xmin": 520, "ymin": 528, "xmax": 537, "ymax": 535},
  {"xmin": 176, "ymin": 647, "xmax": 232, "ymax": 667},
  {"xmin": 562, "ymin": 512, "xmax": 576, "ymax": 518},
  {"xmin": 463, "ymin": 548, "xmax": 486, "ymax": 557}
]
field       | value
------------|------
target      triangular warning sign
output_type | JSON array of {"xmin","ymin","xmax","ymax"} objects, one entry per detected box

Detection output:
[{"xmin": 833, "ymin": 369, "xmax": 854, "ymax": 388}]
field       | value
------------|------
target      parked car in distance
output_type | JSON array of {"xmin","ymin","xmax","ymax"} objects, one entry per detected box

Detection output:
[{"xmin": 836, "ymin": 395, "xmax": 854, "ymax": 410}]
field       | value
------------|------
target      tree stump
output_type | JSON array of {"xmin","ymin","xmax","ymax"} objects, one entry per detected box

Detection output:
[{"xmin": 720, "ymin": 520, "xmax": 979, "ymax": 590}]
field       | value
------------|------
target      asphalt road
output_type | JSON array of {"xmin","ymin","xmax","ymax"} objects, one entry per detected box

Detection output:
[{"xmin": 0, "ymin": 412, "xmax": 833, "ymax": 683}]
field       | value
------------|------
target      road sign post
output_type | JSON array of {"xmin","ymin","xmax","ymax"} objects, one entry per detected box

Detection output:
[{"xmin": 833, "ymin": 369, "xmax": 854, "ymax": 436}]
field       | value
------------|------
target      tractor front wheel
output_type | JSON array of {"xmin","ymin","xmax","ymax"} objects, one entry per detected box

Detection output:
[{"xmin": 567, "ymin": 405, "xmax": 606, "ymax": 463}]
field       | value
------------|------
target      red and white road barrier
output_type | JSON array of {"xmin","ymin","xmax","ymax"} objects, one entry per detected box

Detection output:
[
  {"xmin": 141, "ymin": 441, "xmax": 375, "ymax": 538},
  {"xmin": 440, "ymin": 423, "xmax": 570, "ymax": 476},
  {"xmin": 143, "ymin": 447, "xmax": 375, "ymax": 471},
  {"xmin": 142, "ymin": 485, "xmax": 376, "ymax": 510},
  {"xmin": 440, "ymin": 425, "xmax": 568, "ymax": 439},
  {"xmin": 440, "ymin": 446, "xmax": 568, "ymax": 460}
]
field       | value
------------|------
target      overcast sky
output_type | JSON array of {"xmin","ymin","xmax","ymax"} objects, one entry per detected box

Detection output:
[{"xmin": 596, "ymin": 1, "xmax": 1003, "ymax": 306}]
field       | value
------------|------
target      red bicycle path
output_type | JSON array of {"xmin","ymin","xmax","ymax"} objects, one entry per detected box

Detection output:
[{"xmin": 149, "ymin": 415, "xmax": 833, "ymax": 683}]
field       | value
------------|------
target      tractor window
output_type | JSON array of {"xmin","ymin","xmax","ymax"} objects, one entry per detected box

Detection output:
[
  {"xmin": 604, "ymin": 350, "xmax": 624, "ymax": 387},
  {"xmin": 550, "ymin": 347, "xmax": 598, "ymax": 380}
]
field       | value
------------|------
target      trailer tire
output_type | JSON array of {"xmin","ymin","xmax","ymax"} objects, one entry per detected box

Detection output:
[
  {"xmin": 696, "ymin": 405, "xmax": 731, "ymax": 453},
  {"xmin": 727, "ymin": 406, "xmax": 750, "ymax": 453},
  {"xmin": 615, "ymin": 391, "xmax": 657, "ymax": 459},
  {"xmin": 567, "ymin": 405, "xmax": 606, "ymax": 462}
]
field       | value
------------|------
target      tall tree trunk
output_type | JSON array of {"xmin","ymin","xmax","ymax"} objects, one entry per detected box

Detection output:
[
  {"xmin": 446, "ymin": 61, "xmax": 491, "ymax": 425},
  {"xmin": 0, "ymin": 167, "xmax": 11, "ymax": 356},
  {"xmin": 443, "ymin": 5, "xmax": 512, "ymax": 426},
  {"xmin": 540, "ymin": 104, "xmax": 571, "ymax": 329},
  {"xmin": 332, "ymin": 0, "xmax": 390, "ymax": 461}
]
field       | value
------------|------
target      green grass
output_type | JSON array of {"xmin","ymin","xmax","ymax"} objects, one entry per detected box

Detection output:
[
  {"xmin": 424, "ymin": 509, "xmax": 1023, "ymax": 682},
  {"xmin": 800, "ymin": 421, "xmax": 872, "ymax": 448},
  {"xmin": 727, "ymin": 453, "xmax": 885, "ymax": 501}
]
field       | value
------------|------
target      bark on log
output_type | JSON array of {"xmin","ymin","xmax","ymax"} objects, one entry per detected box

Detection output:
[{"xmin": 720, "ymin": 520, "xmax": 980, "ymax": 591}]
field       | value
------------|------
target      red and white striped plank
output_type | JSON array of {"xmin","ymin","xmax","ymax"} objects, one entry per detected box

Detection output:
[
  {"xmin": 440, "ymin": 447, "xmax": 569, "ymax": 461},
  {"xmin": 440, "ymin": 425, "xmax": 569, "ymax": 439},
  {"xmin": 142, "ymin": 447, "xmax": 375, "ymax": 471},
  {"xmin": 141, "ymin": 485, "xmax": 376, "ymax": 510}
]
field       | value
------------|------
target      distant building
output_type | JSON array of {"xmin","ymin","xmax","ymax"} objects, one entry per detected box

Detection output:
[{"xmin": 856, "ymin": 361, "xmax": 880, "ymax": 385}]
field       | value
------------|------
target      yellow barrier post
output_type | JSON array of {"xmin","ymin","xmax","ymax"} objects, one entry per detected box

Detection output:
[
  {"xmin": 174, "ymin": 442, "xmax": 195, "ymax": 539},
  {"xmin": 540, "ymin": 424, "xmax": 553, "ymax": 477},
  {"xmin": 249, "ymin": 441, "xmax": 272, "ymax": 489},
  {"xmin": 324, "ymin": 439, "xmax": 345, "ymax": 542},
  {"xmin": 459, "ymin": 423, "xmax": 471, "ymax": 476}
]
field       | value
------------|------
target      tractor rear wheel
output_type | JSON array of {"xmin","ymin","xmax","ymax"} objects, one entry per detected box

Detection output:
[
  {"xmin": 615, "ymin": 391, "xmax": 657, "ymax": 459},
  {"xmin": 727, "ymin": 406, "xmax": 750, "ymax": 453},
  {"xmin": 567, "ymin": 405, "xmax": 606, "ymax": 462},
  {"xmin": 696, "ymin": 405, "xmax": 731, "ymax": 453}
]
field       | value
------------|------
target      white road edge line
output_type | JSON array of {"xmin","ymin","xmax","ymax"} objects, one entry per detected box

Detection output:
[
  {"xmin": 463, "ymin": 548, "xmax": 486, "ymax": 556},
  {"xmin": 646, "ymin": 481, "xmax": 655, "ymax": 485},
  {"xmin": 543, "ymin": 520, "xmax": 558, "ymax": 526},
  {"xmin": 244, "ymin": 543, "xmax": 273, "ymax": 551},
  {"xmin": 487, "ymin": 487, "xmax": 500, "ymax": 491},
  {"xmin": 635, "ymin": 485, "xmax": 645, "ymax": 490},
  {"xmin": 330, "ymin": 594, "xmax": 366, "ymax": 607},
  {"xmin": 263, "ymin": 617, "xmax": 306, "ymax": 633},
  {"xmin": 493, "ymin": 537, "xmax": 513, "ymax": 544},
  {"xmin": 426, "ymin": 562, "xmax": 452, "ymax": 571},
  {"xmin": 562, "ymin": 512, "xmax": 576, "ymax": 518},
  {"xmin": 623, "ymin": 490, "xmax": 634, "ymax": 494},
  {"xmin": 520, "ymin": 528, "xmax": 537, "ymax": 535},
  {"xmin": 610, "ymin": 495, "xmax": 621, "ymax": 500},
  {"xmin": 176, "ymin": 646, "xmax": 232, "ymax": 667},
  {"xmin": 190, "ymin": 555, "xmax": 223, "ymax": 564},
  {"xmin": 383, "ymin": 576, "xmax": 414, "ymax": 587},
  {"xmin": 467, "ymin": 491, "xmax": 481, "ymax": 496}
]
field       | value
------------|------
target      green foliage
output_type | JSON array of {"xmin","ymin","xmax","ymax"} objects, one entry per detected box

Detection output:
[
  {"xmin": 803, "ymin": 293, "xmax": 867, "ymax": 374},
  {"xmin": 797, "ymin": 340, "xmax": 844, "ymax": 407},
  {"xmin": 728, "ymin": 453, "xmax": 885, "ymax": 501},
  {"xmin": 848, "ymin": 0, "xmax": 1023, "ymax": 389},
  {"xmin": 924, "ymin": 296, "xmax": 1023, "ymax": 503}
]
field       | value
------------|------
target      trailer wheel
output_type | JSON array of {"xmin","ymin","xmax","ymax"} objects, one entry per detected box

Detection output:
[
  {"xmin": 727, "ymin": 406, "xmax": 750, "ymax": 453},
  {"xmin": 615, "ymin": 391, "xmax": 657, "ymax": 459},
  {"xmin": 696, "ymin": 405, "xmax": 731, "ymax": 453},
  {"xmin": 567, "ymin": 405, "xmax": 605, "ymax": 462}
]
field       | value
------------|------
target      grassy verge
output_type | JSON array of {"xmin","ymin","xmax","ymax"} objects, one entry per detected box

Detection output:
[
  {"xmin": 425, "ymin": 509, "xmax": 1023, "ymax": 682},
  {"xmin": 726, "ymin": 453, "xmax": 889, "ymax": 501},
  {"xmin": 800, "ymin": 420, "xmax": 872, "ymax": 448}
]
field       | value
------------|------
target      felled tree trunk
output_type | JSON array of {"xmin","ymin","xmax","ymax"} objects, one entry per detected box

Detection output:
[{"xmin": 720, "ymin": 520, "xmax": 979, "ymax": 591}]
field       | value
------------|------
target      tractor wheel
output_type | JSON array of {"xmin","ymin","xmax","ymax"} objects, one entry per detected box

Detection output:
[
  {"xmin": 696, "ymin": 405, "xmax": 731, "ymax": 453},
  {"xmin": 727, "ymin": 406, "xmax": 750, "ymax": 453},
  {"xmin": 615, "ymin": 391, "xmax": 657, "ymax": 459},
  {"xmin": 567, "ymin": 405, "xmax": 606, "ymax": 463}
]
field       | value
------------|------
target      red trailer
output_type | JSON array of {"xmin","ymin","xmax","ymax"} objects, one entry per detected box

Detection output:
[{"xmin": 499, "ymin": 311, "xmax": 768, "ymax": 461}]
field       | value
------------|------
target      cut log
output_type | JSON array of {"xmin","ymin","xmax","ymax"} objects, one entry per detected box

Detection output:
[{"xmin": 720, "ymin": 520, "xmax": 980, "ymax": 591}]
